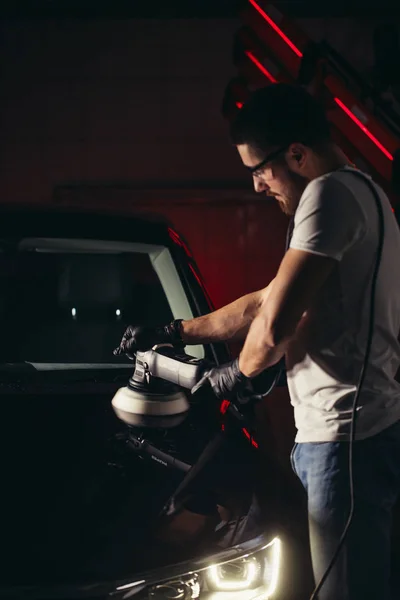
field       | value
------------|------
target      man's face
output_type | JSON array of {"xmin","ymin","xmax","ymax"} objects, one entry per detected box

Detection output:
[{"xmin": 237, "ymin": 143, "xmax": 310, "ymax": 216}]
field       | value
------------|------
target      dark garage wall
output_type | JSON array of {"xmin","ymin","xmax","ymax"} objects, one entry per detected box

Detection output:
[
  {"xmin": 0, "ymin": 17, "xmax": 288, "ymax": 305},
  {"xmin": 0, "ymin": 19, "xmax": 242, "ymax": 192}
]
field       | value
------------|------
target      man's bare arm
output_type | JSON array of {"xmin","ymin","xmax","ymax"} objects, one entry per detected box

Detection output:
[
  {"xmin": 239, "ymin": 249, "xmax": 336, "ymax": 377},
  {"xmin": 181, "ymin": 279, "xmax": 275, "ymax": 345}
]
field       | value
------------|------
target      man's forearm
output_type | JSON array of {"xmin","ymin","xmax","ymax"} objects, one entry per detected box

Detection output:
[
  {"xmin": 238, "ymin": 310, "xmax": 287, "ymax": 377},
  {"xmin": 181, "ymin": 282, "xmax": 274, "ymax": 345}
]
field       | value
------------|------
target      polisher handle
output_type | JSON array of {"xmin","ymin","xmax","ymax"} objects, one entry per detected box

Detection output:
[{"xmin": 143, "ymin": 346, "xmax": 208, "ymax": 389}]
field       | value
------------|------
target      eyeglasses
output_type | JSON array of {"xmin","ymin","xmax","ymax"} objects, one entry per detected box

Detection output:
[{"xmin": 247, "ymin": 145, "xmax": 288, "ymax": 179}]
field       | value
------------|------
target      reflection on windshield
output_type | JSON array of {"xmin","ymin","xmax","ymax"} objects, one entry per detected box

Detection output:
[{"xmin": 0, "ymin": 243, "xmax": 173, "ymax": 365}]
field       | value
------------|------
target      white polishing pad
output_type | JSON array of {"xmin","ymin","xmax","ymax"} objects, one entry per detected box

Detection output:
[{"xmin": 112, "ymin": 385, "xmax": 190, "ymax": 427}]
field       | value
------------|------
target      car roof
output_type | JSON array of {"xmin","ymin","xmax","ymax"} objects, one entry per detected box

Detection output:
[{"xmin": 0, "ymin": 203, "xmax": 175, "ymax": 246}]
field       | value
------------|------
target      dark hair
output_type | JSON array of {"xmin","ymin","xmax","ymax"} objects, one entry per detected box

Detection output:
[{"xmin": 230, "ymin": 83, "xmax": 331, "ymax": 152}]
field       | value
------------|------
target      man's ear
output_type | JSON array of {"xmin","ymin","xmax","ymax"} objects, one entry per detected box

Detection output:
[{"xmin": 288, "ymin": 144, "xmax": 307, "ymax": 167}]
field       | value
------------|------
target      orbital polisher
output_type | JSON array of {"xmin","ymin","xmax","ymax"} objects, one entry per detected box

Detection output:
[
  {"xmin": 112, "ymin": 343, "xmax": 285, "ymax": 430},
  {"xmin": 111, "ymin": 344, "xmax": 209, "ymax": 429}
]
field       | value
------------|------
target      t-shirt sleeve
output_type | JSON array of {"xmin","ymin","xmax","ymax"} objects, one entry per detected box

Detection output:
[{"xmin": 289, "ymin": 176, "xmax": 367, "ymax": 261}]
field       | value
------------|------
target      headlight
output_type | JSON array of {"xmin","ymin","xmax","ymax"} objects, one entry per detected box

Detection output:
[
  {"xmin": 114, "ymin": 535, "xmax": 281, "ymax": 599},
  {"xmin": 204, "ymin": 537, "xmax": 280, "ymax": 598}
]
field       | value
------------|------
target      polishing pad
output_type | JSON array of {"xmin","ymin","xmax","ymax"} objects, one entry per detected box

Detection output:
[{"xmin": 112, "ymin": 384, "xmax": 190, "ymax": 428}]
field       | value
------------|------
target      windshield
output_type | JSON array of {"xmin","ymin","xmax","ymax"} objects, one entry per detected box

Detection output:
[{"xmin": 0, "ymin": 237, "xmax": 204, "ymax": 370}]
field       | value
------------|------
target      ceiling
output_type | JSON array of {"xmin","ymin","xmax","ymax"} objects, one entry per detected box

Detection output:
[{"xmin": 0, "ymin": 0, "xmax": 398, "ymax": 19}]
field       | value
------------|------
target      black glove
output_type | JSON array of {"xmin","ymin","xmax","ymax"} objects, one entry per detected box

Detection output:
[
  {"xmin": 191, "ymin": 357, "xmax": 286, "ymax": 402},
  {"xmin": 113, "ymin": 320, "xmax": 184, "ymax": 358},
  {"xmin": 191, "ymin": 358, "xmax": 252, "ymax": 401}
]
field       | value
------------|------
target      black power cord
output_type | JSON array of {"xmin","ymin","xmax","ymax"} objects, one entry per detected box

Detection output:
[{"xmin": 309, "ymin": 170, "xmax": 385, "ymax": 599}]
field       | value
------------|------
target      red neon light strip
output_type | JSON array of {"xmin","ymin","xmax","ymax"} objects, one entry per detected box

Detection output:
[
  {"xmin": 220, "ymin": 399, "xmax": 230, "ymax": 414},
  {"xmin": 245, "ymin": 50, "xmax": 276, "ymax": 83},
  {"xmin": 189, "ymin": 263, "xmax": 204, "ymax": 287},
  {"xmin": 242, "ymin": 427, "xmax": 259, "ymax": 448},
  {"xmin": 334, "ymin": 98, "xmax": 393, "ymax": 161},
  {"xmin": 247, "ymin": 1, "xmax": 393, "ymax": 164},
  {"xmin": 244, "ymin": 52, "xmax": 394, "ymax": 163},
  {"xmin": 219, "ymin": 402, "xmax": 259, "ymax": 448},
  {"xmin": 248, "ymin": 0, "xmax": 303, "ymax": 58},
  {"xmin": 168, "ymin": 227, "xmax": 193, "ymax": 257}
]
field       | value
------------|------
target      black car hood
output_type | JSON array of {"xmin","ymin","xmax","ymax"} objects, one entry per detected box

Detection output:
[{"xmin": 1, "ymin": 377, "xmax": 222, "ymax": 587}]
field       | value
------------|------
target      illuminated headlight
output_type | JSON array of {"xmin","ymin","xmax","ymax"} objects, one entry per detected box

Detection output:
[
  {"xmin": 115, "ymin": 536, "xmax": 281, "ymax": 599},
  {"xmin": 204, "ymin": 537, "xmax": 280, "ymax": 598}
]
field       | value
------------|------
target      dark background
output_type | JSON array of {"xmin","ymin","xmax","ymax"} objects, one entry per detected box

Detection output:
[{"xmin": 0, "ymin": 0, "xmax": 399, "ymax": 18}]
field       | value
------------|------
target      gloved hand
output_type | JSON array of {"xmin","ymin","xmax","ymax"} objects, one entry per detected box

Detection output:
[
  {"xmin": 191, "ymin": 358, "xmax": 252, "ymax": 401},
  {"xmin": 113, "ymin": 319, "xmax": 184, "ymax": 358},
  {"xmin": 191, "ymin": 357, "xmax": 286, "ymax": 402}
]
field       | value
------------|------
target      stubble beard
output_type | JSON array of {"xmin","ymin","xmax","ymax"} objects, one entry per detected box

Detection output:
[{"xmin": 278, "ymin": 168, "xmax": 309, "ymax": 216}]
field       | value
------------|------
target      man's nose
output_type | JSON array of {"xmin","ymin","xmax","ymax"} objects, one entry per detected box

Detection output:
[{"xmin": 253, "ymin": 176, "xmax": 269, "ymax": 193}]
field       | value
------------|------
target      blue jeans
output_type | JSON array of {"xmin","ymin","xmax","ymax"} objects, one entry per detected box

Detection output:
[{"xmin": 291, "ymin": 420, "xmax": 400, "ymax": 600}]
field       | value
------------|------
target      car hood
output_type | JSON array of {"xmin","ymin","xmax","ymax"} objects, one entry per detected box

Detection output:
[{"xmin": 1, "ymin": 378, "xmax": 221, "ymax": 587}]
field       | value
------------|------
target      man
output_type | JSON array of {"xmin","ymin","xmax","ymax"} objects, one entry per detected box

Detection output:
[{"xmin": 115, "ymin": 84, "xmax": 400, "ymax": 599}]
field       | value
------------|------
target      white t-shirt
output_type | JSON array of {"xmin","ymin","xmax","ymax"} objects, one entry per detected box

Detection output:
[{"xmin": 287, "ymin": 166, "xmax": 400, "ymax": 442}]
